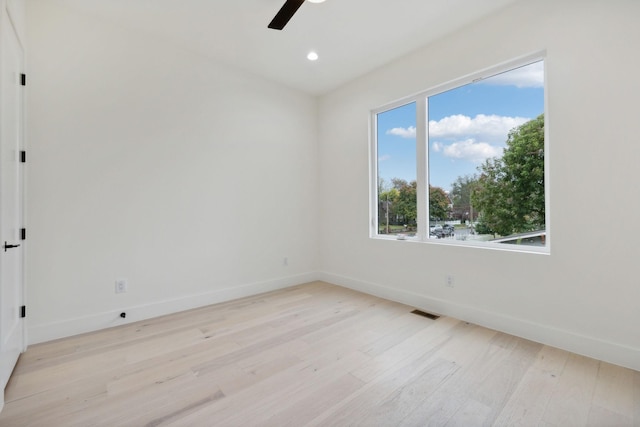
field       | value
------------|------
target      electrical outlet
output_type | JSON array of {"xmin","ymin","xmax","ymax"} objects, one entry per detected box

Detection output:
[
  {"xmin": 115, "ymin": 278, "xmax": 128, "ymax": 294},
  {"xmin": 445, "ymin": 275, "xmax": 454, "ymax": 288}
]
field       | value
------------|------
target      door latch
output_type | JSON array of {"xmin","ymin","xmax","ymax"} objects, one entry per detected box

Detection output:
[{"xmin": 3, "ymin": 241, "xmax": 20, "ymax": 252}]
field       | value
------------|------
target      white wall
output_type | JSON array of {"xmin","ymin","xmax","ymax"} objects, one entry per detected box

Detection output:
[
  {"xmin": 317, "ymin": 0, "xmax": 640, "ymax": 371},
  {"xmin": 26, "ymin": 1, "xmax": 319, "ymax": 342},
  {"xmin": 5, "ymin": 0, "xmax": 24, "ymax": 43}
]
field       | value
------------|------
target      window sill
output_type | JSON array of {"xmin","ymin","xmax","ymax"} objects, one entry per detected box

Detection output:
[{"xmin": 371, "ymin": 234, "xmax": 550, "ymax": 255}]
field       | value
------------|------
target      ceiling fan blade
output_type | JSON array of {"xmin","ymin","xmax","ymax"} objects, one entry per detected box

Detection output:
[{"xmin": 268, "ymin": 0, "xmax": 305, "ymax": 30}]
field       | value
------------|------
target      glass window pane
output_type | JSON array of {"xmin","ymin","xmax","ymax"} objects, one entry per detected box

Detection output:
[
  {"xmin": 377, "ymin": 102, "xmax": 417, "ymax": 237},
  {"xmin": 427, "ymin": 61, "xmax": 545, "ymax": 246}
]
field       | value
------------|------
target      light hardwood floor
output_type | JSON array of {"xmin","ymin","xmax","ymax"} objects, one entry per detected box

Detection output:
[{"xmin": 1, "ymin": 281, "xmax": 638, "ymax": 426}]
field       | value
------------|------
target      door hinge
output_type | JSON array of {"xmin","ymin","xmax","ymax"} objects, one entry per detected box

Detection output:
[
  {"xmin": 20, "ymin": 151, "xmax": 26, "ymax": 163},
  {"xmin": 21, "ymin": 73, "xmax": 26, "ymax": 86},
  {"xmin": 20, "ymin": 306, "xmax": 26, "ymax": 318},
  {"xmin": 21, "ymin": 228, "xmax": 26, "ymax": 240}
]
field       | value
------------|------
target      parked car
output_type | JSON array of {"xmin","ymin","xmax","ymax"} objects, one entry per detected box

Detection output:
[
  {"xmin": 429, "ymin": 224, "xmax": 444, "ymax": 239},
  {"xmin": 442, "ymin": 224, "xmax": 455, "ymax": 236},
  {"xmin": 430, "ymin": 223, "xmax": 455, "ymax": 238}
]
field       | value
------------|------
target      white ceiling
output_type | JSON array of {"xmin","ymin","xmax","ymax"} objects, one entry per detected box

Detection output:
[{"xmin": 52, "ymin": 0, "xmax": 521, "ymax": 95}]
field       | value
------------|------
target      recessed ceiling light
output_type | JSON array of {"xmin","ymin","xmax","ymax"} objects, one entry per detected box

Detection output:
[
  {"xmin": 307, "ymin": 0, "xmax": 326, "ymax": 3},
  {"xmin": 307, "ymin": 51, "xmax": 319, "ymax": 61}
]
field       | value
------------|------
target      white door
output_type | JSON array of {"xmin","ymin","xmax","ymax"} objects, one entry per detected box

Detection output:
[{"xmin": 0, "ymin": 7, "xmax": 25, "ymax": 407}]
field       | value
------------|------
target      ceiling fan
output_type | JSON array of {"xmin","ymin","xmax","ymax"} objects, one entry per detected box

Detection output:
[{"xmin": 268, "ymin": 0, "xmax": 324, "ymax": 30}]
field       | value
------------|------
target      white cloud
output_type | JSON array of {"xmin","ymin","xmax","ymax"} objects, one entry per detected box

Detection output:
[
  {"xmin": 388, "ymin": 114, "xmax": 529, "ymax": 144},
  {"xmin": 482, "ymin": 61, "xmax": 544, "ymax": 88},
  {"xmin": 386, "ymin": 126, "xmax": 416, "ymax": 138},
  {"xmin": 378, "ymin": 154, "xmax": 391, "ymax": 162},
  {"xmin": 429, "ymin": 114, "xmax": 529, "ymax": 142},
  {"xmin": 433, "ymin": 138, "xmax": 502, "ymax": 163}
]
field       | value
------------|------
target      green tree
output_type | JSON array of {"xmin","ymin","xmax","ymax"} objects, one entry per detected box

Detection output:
[
  {"xmin": 450, "ymin": 174, "xmax": 478, "ymax": 221},
  {"xmin": 429, "ymin": 186, "xmax": 450, "ymax": 220},
  {"xmin": 392, "ymin": 179, "xmax": 417, "ymax": 227},
  {"xmin": 378, "ymin": 187, "xmax": 399, "ymax": 233},
  {"xmin": 472, "ymin": 114, "xmax": 545, "ymax": 236}
]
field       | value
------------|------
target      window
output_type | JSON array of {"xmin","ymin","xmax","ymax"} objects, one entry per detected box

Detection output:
[
  {"xmin": 372, "ymin": 56, "xmax": 547, "ymax": 252},
  {"xmin": 376, "ymin": 102, "xmax": 417, "ymax": 235}
]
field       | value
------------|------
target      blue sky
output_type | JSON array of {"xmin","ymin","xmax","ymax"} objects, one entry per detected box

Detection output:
[{"xmin": 377, "ymin": 61, "xmax": 544, "ymax": 193}]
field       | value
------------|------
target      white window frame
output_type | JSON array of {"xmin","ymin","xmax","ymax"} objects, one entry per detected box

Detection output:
[{"xmin": 370, "ymin": 52, "xmax": 549, "ymax": 254}]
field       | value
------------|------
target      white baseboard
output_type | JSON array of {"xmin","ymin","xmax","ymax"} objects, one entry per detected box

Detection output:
[
  {"xmin": 28, "ymin": 271, "xmax": 640, "ymax": 372},
  {"xmin": 28, "ymin": 272, "xmax": 320, "ymax": 345},
  {"xmin": 318, "ymin": 272, "xmax": 640, "ymax": 372}
]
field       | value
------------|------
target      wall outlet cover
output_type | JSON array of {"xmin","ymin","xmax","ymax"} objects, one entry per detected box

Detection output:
[{"xmin": 115, "ymin": 278, "xmax": 128, "ymax": 293}]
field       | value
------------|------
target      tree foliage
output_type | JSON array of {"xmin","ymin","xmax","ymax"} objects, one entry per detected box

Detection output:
[
  {"xmin": 471, "ymin": 114, "xmax": 545, "ymax": 236},
  {"xmin": 377, "ymin": 178, "xmax": 417, "ymax": 230},
  {"xmin": 392, "ymin": 179, "xmax": 417, "ymax": 226},
  {"xmin": 450, "ymin": 174, "xmax": 478, "ymax": 220},
  {"xmin": 429, "ymin": 186, "xmax": 450, "ymax": 220},
  {"xmin": 378, "ymin": 178, "xmax": 451, "ymax": 229}
]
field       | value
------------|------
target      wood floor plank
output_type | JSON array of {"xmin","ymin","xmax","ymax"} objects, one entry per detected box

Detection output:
[
  {"xmin": 260, "ymin": 374, "xmax": 365, "ymax": 427},
  {"xmin": 586, "ymin": 404, "xmax": 634, "ymax": 427},
  {"xmin": 0, "ymin": 379, "xmax": 107, "ymax": 427},
  {"xmin": 166, "ymin": 350, "xmax": 371, "ymax": 426},
  {"xmin": 464, "ymin": 336, "xmax": 543, "ymax": 424},
  {"xmin": 397, "ymin": 327, "xmax": 513, "ymax": 426},
  {"xmin": 492, "ymin": 344, "xmax": 569, "ymax": 426},
  {"xmin": 350, "ymin": 315, "xmax": 458, "ymax": 384},
  {"xmin": 541, "ymin": 353, "xmax": 600, "ymax": 426},
  {"xmin": 634, "ymin": 370, "xmax": 640, "ymax": 425},
  {"xmin": 0, "ymin": 281, "xmax": 638, "ymax": 427},
  {"xmin": 590, "ymin": 361, "xmax": 637, "ymax": 421},
  {"xmin": 309, "ymin": 330, "xmax": 468, "ymax": 427},
  {"xmin": 354, "ymin": 357, "xmax": 460, "ymax": 426},
  {"xmin": 445, "ymin": 398, "xmax": 494, "ymax": 427},
  {"xmin": 358, "ymin": 311, "xmax": 437, "ymax": 357},
  {"xmin": 72, "ymin": 370, "xmax": 222, "ymax": 427},
  {"xmin": 219, "ymin": 351, "xmax": 371, "ymax": 426}
]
